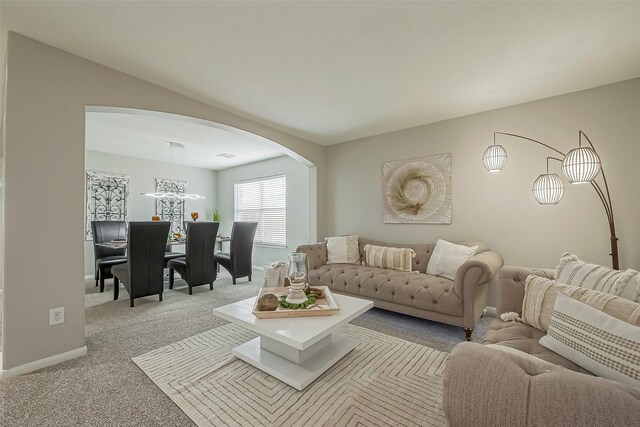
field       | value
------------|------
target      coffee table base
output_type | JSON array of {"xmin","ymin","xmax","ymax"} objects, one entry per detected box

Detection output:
[{"xmin": 232, "ymin": 332, "xmax": 358, "ymax": 390}]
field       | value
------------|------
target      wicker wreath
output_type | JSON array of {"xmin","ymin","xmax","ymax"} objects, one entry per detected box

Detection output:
[
  {"xmin": 387, "ymin": 169, "xmax": 435, "ymax": 215},
  {"xmin": 383, "ymin": 154, "xmax": 452, "ymax": 224}
]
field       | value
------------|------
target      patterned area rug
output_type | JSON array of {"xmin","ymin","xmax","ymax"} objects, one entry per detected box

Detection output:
[{"xmin": 133, "ymin": 323, "xmax": 449, "ymax": 427}]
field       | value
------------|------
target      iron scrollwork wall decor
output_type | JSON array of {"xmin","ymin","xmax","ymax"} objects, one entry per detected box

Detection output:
[
  {"xmin": 383, "ymin": 154, "xmax": 452, "ymax": 224},
  {"xmin": 156, "ymin": 178, "xmax": 187, "ymax": 234},
  {"xmin": 86, "ymin": 171, "xmax": 130, "ymax": 240}
]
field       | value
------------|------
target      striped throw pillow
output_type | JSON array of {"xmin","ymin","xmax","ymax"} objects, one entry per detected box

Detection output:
[
  {"xmin": 364, "ymin": 244, "xmax": 415, "ymax": 272},
  {"xmin": 539, "ymin": 293, "xmax": 640, "ymax": 387},
  {"xmin": 555, "ymin": 253, "xmax": 639, "ymax": 302},
  {"xmin": 521, "ymin": 275, "xmax": 640, "ymax": 332}
]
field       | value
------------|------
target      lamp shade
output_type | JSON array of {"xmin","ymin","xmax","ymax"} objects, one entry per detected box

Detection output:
[
  {"xmin": 482, "ymin": 144, "xmax": 507, "ymax": 172},
  {"xmin": 532, "ymin": 173, "xmax": 564, "ymax": 205},
  {"xmin": 562, "ymin": 147, "xmax": 600, "ymax": 184}
]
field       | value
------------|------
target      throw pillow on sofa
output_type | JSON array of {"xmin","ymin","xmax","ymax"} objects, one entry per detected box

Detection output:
[
  {"xmin": 426, "ymin": 239, "xmax": 478, "ymax": 281},
  {"xmin": 521, "ymin": 275, "xmax": 587, "ymax": 331},
  {"xmin": 539, "ymin": 293, "xmax": 640, "ymax": 387},
  {"xmin": 521, "ymin": 274, "xmax": 640, "ymax": 332},
  {"xmin": 555, "ymin": 253, "xmax": 640, "ymax": 302},
  {"xmin": 325, "ymin": 235, "xmax": 360, "ymax": 264},
  {"xmin": 364, "ymin": 244, "xmax": 415, "ymax": 272}
]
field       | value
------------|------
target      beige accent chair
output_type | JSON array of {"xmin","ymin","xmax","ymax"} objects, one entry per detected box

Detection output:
[
  {"xmin": 443, "ymin": 266, "xmax": 640, "ymax": 426},
  {"xmin": 296, "ymin": 238, "xmax": 503, "ymax": 340}
]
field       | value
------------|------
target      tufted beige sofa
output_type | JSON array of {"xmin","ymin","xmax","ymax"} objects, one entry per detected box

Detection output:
[
  {"xmin": 296, "ymin": 238, "xmax": 503, "ymax": 340},
  {"xmin": 442, "ymin": 266, "xmax": 640, "ymax": 426}
]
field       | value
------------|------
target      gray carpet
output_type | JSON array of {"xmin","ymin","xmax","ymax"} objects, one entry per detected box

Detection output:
[{"xmin": 0, "ymin": 270, "xmax": 490, "ymax": 426}]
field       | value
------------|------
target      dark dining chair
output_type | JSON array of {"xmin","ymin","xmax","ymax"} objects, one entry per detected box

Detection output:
[
  {"xmin": 164, "ymin": 243, "xmax": 184, "ymax": 265},
  {"xmin": 214, "ymin": 221, "xmax": 258, "ymax": 284},
  {"xmin": 112, "ymin": 221, "xmax": 170, "ymax": 307},
  {"xmin": 168, "ymin": 221, "xmax": 220, "ymax": 295},
  {"xmin": 91, "ymin": 220, "xmax": 128, "ymax": 293}
]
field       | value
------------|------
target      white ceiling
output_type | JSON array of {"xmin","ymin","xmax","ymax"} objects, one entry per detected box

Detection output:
[
  {"xmin": 85, "ymin": 110, "xmax": 284, "ymax": 170},
  {"xmin": 3, "ymin": 1, "xmax": 640, "ymax": 145}
]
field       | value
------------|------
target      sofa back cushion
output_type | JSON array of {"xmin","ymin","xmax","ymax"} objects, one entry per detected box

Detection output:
[
  {"xmin": 363, "ymin": 244, "xmax": 415, "ymax": 272},
  {"xmin": 358, "ymin": 238, "xmax": 432, "ymax": 273}
]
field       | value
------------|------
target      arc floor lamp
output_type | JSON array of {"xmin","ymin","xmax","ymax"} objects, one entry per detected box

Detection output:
[{"xmin": 482, "ymin": 131, "xmax": 619, "ymax": 270}]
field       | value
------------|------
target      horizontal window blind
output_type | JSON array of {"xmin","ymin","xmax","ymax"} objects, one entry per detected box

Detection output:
[{"xmin": 234, "ymin": 175, "xmax": 286, "ymax": 246}]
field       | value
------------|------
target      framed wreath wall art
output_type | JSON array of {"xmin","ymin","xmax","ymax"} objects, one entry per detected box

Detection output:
[{"xmin": 382, "ymin": 154, "xmax": 452, "ymax": 224}]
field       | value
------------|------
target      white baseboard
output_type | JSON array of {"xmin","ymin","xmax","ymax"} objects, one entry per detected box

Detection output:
[
  {"xmin": 0, "ymin": 346, "xmax": 87, "ymax": 380},
  {"xmin": 484, "ymin": 306, "xmax": 497, "ymax": 316}
]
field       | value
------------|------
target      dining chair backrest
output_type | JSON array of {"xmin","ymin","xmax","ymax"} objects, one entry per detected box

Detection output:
[
  {"xmin": 185, "ymin": 221, "xmax": 220, "ymax": 284},
  {"xmin": 229, "ymin": 221, "xmax": 259, "ymax": 278},
  {"xmin": 91, "ymin": 220, "xmax": 127, "ymax": 259},
  {"xmin": 127, "ymin": 221, "xmax": 171, "ymax": 298}
]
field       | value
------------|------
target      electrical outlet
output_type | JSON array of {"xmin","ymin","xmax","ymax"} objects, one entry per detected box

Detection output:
[{"xmin": 49, "ymin": 307, "xmax": 64, "ymax": 325}]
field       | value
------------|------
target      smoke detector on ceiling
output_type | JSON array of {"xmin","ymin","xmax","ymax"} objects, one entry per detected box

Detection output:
[{"xmin": 217, "ymin": 153, "xmax": 236, "ymax": 158}]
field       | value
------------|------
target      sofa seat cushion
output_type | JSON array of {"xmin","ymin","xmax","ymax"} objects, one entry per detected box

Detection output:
[
  {"xmin": 308, "ymin": 264, "xmax": 462, "ymax": 316},
  {"xmin": 483, "ymin": 318, "xmax": 594, "ymax": 375}
]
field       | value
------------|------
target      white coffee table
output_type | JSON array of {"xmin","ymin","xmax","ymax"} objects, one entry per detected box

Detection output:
[{"xmin": 213, "ymin": 293, "xmax": 373, "ymax": 390}]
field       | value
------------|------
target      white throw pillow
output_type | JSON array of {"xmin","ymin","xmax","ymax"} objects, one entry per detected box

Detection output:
[
  {"xmin": 325, "ymin": 235, "xmax": 360, "ymax": 264},
  {"xmin": 426, "ymin": 239, "xmax": 478, "ymax": 281},
  {"xmin": 539, "ymin": 293, "xmax": 640, "ymax": 387},
  {"xmin": 555, "ymin": 253, "xmax": 639, "ymax": 302}
]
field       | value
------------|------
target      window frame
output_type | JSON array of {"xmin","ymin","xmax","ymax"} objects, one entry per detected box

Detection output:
[{"xmin": 233, "ymin": 174, "xmax": 287, "ymax": 248}]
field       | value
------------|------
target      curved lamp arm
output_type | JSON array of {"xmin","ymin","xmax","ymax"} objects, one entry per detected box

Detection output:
[{"xmin": 493, "ymin": 131, "xmax": 619, "ymax": 269}]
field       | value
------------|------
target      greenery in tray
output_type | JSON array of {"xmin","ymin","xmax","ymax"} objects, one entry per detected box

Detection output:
[{"xmin": 279, "ymin": 294, "xmax": 317, "ymax": 310}]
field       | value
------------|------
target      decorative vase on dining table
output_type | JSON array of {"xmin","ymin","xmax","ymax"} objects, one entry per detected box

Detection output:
[{"xmin": 286, "ymin": 252, "xmax": 308, "ymax": 304}]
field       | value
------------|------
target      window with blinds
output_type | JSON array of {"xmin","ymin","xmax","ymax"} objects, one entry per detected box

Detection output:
[{"xmin": 234, "ymin": 175, "xmax": 286, "ymax": 246}]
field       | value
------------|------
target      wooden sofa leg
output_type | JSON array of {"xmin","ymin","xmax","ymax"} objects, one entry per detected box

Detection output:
[{"xmin": 464, "ymin": 328, "xmax": 473, "ymax": 341}]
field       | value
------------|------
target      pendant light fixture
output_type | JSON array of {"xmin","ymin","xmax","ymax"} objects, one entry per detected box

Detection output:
[
  {"xmin": 142, "ymin": 142, "xmax": 205, "ymax": 200},
  {"xmin": 531, "ymin": 157, "xmax": 564, "ymax": 205},
  {"xmin": 482, "ymin": 133, "xmax": 507, "ymax": 172},
  {"xmin": 562, "ymin": 132, "xmax": 601, "ymax": 184}
]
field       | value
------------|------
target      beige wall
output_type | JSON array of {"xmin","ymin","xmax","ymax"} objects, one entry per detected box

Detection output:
[
  {"xmin": 326, "ymin": 78, "xmax": 640, "ymax": 306},
  {"xmin": 2, "ymin": 33, "xmax": 324, "ymax": 370}
]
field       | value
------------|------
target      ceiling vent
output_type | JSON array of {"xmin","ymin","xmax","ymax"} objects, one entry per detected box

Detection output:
[{"xmin": 217, "ymin": 153, "xmax": 236, "ymax": 158}]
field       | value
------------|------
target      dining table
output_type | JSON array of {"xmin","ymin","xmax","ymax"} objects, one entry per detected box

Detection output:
[{"xmin": 97, "ymin": 236, "xmax": 231, "ymax": 251}]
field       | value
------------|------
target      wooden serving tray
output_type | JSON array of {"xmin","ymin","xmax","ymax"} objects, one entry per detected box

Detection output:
[{"xmin": 252, "ymin": 286, "xmax": 340, "ymax": 319}]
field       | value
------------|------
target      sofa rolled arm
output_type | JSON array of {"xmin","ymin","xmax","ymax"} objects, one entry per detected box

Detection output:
[
  {"xmin": 443, "ymin": 343, "xmax": 640, "ymax": 427},
  {"xmin": 457, "ymin": 250, "xmax": 504, "ymax": 287},
  {"xmin": 497, "ymin": 266, "xmax": 555, "ymax": 315},
  {"xmin": 295, "ymin": 242, "xmax": 328, "ymax": 271},
  {"xmin": 454, "ymin": 250, "xmax": 503, "ymax": 299},
  {"xmin": 455, "ymin": 250, "xmax": 503, "ymax": 330}
]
